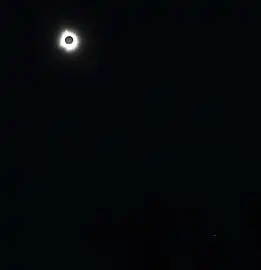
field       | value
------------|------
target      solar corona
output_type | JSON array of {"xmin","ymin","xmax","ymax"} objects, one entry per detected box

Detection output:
[{"xmin": 58, "ymin": 29, "xmax": 80, "ymax": 53}]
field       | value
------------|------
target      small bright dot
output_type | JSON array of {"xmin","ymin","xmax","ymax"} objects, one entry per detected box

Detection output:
[{"xmin": 58, "ymin": 29, "xmax": 80, "ymax": 53}]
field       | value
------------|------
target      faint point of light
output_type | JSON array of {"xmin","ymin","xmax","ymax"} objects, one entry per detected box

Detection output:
[{"xmin": 58, "ymin": 29, "xmax": 80, "ymax": 53}]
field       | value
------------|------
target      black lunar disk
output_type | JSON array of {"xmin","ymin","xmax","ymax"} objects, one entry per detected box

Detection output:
[{"xmin": 65, "ymin": 36, "xmax": 73, "ymax": 44}]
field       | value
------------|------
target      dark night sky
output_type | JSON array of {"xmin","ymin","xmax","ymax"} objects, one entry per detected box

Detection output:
[{"xmin": 1, "ymin": 1, "xmax": 261, "ymax": 270}]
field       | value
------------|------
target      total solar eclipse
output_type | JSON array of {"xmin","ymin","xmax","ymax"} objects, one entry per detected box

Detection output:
[{"xmin": 58, "ymin": 29, "xmax": 80, "ymax": 53}]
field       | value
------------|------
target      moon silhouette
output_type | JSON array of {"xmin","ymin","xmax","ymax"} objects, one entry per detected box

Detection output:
[{"xmin": 65, "ymin": 36, "xmax": 73, "ymax": 44}]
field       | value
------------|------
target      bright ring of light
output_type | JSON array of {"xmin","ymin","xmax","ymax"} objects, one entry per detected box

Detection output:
[{"xmin": 59, "ymin": 30, "xmax": 79, "ymax": 53}]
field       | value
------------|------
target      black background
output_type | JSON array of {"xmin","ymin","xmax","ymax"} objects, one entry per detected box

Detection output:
[{"xmin": 1, "ymin": 1, "xmax": 261, "ymax": 269}]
